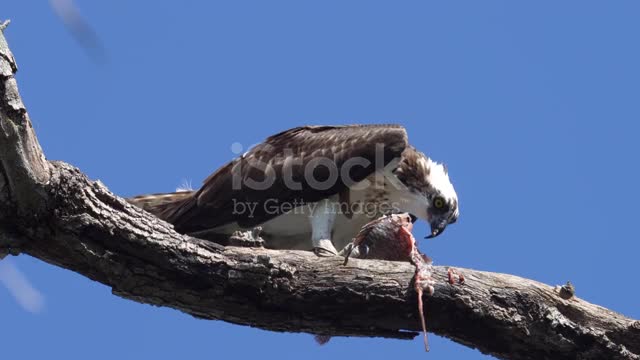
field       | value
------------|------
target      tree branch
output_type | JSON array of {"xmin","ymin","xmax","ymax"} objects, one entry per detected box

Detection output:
[
  {"xmin": 0, "ymin": 20, "xmax": 49, "ymax": 217},
  {"xmin": 0, "ymin": 24, "xmax": 638, "ymax": 360}
]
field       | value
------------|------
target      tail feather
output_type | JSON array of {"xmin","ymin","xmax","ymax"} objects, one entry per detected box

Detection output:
[{"xmin": 126, "ymin": 191, "xmax": 195, "ymax": 222}]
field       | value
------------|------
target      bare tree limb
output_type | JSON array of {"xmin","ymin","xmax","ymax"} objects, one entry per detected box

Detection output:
[
  {"xmin": 0, "ymin": 21, "xmax": 49, "ymax": 216},
  {"xmin": 0, "ymin": 24, "xmax": 638, "ymax": 360}
]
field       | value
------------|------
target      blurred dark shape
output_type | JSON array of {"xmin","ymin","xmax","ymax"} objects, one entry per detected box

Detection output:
[{"xmin": 49, "ymin": 0, "xmax": 108, "ymax": 63}]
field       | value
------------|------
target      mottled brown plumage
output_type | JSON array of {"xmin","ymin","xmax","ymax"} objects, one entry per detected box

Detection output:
[
  {"xmin": 128, "ymin": 125, "xmax": 409, "ymax": 233},
  {"xmin": 126, "ymin": 124, "xmax": 459, "ymax": 254}
]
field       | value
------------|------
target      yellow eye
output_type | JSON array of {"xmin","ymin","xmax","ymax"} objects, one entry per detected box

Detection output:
[{"xmin": 434, "ymin": 197, "xmax": 445, "ymax": 209}]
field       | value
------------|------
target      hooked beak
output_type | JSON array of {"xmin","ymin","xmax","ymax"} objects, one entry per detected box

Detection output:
[{"xmin": 425, "ymin": 219, "xmax": 448, "ymax": 239}]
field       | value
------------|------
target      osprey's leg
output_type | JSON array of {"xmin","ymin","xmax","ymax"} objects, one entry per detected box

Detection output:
[
  {"xmin": 340, "ymin": 243, "xmax": 369, "ymax": 265},
  {"xmin": 310, "ymin": 199, "xmax": 339, "ymax": 257}
]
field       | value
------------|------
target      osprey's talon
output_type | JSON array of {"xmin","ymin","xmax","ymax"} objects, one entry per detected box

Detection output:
[
  {"xmin": 313, "ymin": 238, "xmax": 339, "ymax": 257},
  {"xmin": 340, "ymin": 243, "xmax": 355, "ymax": 265},
  {"xmin": 313, "ymin": 247, "xmax": 339, "ymax": 257},
  {"xmin": 313, "ymin": 241, "xmax": 339, "ymax": 257},
  {"xmin": 341, "ymin": 244, "xmax": 370, "ymax": 265},
  {"xmin": 338, "ymin": 243, "xmax": 354, "ymax": 257}
]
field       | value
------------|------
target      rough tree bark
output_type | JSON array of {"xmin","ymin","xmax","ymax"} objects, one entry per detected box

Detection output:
[{"xmin": 0, "ymin": 23, "xmax": 638, "ymax": 360}]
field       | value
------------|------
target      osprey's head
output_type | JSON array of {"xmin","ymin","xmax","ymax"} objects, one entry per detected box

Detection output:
[
  {"xmin": 423, "ymin": 160, "xmax": 459, "ymax": 238},
  {"xmin": 393, "ymin": 148, "xmax": 459, "ymax": 239}
]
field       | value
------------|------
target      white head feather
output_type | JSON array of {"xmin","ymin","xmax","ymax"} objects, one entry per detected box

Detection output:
[{"xmin": 424, "ymin": 158, "xmax": 458, "ymax": 205}]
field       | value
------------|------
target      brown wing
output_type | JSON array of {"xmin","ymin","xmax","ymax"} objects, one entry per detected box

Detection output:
[
  {"xmin": 164, "ymin": 124, "xmax": 408, "ymax": 233},
  {"xmin": 126, "ymin": 191, "xmax": 195, "ymax": 221}
]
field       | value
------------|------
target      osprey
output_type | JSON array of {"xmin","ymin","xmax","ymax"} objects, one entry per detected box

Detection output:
[{"xmin": 128, "ymin": 125, "xmax": 459, "ymax": 256}]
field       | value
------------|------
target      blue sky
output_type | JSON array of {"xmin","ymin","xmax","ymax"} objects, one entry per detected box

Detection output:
[{"xmin": 2, "ymin": 1, "xmax": 639, "ymax": 359}]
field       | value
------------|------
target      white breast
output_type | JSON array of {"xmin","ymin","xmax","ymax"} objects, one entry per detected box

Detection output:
[{"xmin": 207, "ymin": 171, "xmax": 424, "ymax": 251}]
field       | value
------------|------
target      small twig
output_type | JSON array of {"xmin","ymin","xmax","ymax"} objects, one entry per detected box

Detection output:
[{"xmin": 0, "ymin": 20, "xmax": 10, "ymax": 31}]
